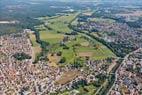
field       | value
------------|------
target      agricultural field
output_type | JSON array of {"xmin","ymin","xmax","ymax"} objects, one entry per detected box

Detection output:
[
  {"xmin": 32, "ymin": 12, "xmax": 116, "ymax": 66},
  {"xmin": 50, "ymin": 35, "xmax": 92, "ymax": 64},
  {"xmin": 28, "ymin": 32, "xmax": 41, "ymax": 61},
  {"xmin": 37, "ymin": 13, "xmax": 79, "ymax": 33},
  {"xmin": 47, "ymin": 34, "xmax": 115, "ymax": 65},
  {"xmin": 40, "ymin": 31, "xmax": 64, "ymax": 44},
  {"xmin": 80, "ymin": 33, "xmax": 116, "ymax": 60},
  {"xmin": 34, "ymin": 13, "xmax": 79, "ymax": 45},
  {"xmin": 33, "ymin": 13, "xmax": 80, "ymax": 64}
]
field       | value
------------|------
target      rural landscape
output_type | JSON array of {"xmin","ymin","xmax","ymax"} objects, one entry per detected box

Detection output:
[{"xmin": 0, "ymin": 0, "xmax": 142, "ymax": 95}]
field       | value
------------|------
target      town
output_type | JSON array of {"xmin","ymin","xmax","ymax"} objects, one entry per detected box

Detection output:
[
  {"xmin": 110, "ymin": 48, "xmax": 142, "ymax": 95},
  {"xmin": 0, "ymin": 31, "xmax": 118, "ymax": 94},
  {"xmin": 0, "ymin": 0, "xmax": 142, "ymax": 95}
]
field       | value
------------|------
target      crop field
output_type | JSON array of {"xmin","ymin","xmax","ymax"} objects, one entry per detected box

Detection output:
[
  {"xmin": 28, "ymin": 32, "xmax": 39, "ymax": 46},
  {"xmin": 50, "ymin": 35, "xmax": 116, "ymax": 64},
  {"xmin": 28, "ymin": 32, "xmax": 41, "ymax": 61},
  {"xmin": 50, "ymin": 42, "xmax": 75, "ymax": 64},
  {"xmin": 35, "ymin": 13, "xmax": 79, "ymax": 45},
  {"xmin": 49, "ymin": 35, "xmax": 93, "ymax": 64},
  {"xmin": 37, "ymin": 13, "xmax": 79, "ymax": 33},
  {"xmin": 39, "ymin": 31, "xmax": 64, "ymax": 44},
  {"xmin": 32, "ymin": 12, "xmax": 116, "ymax": 65},
  {"xmin": 79, "ymin": 33, "xmax": 116, "ymax": 59}
]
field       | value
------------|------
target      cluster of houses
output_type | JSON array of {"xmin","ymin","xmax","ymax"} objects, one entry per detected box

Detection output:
[
  {"xmin": 1, "ymin": 19, "xmax": 141, "ymax": 94},
  {"xmin": 0, "ymin": 32, "xmax": 116, "ymax": 95},
  {"xmin": 79, "ymin": 20, "xmax": 142, "ymax": 47},
  {"xmin": 115, "ymin": 10, "xmax": 142, "ymax": 22},
  {"xmin": 78, "ymin": 19, "xmax": 142, "ymax": 56},
  {"xmin": 110, "ymin": 48, "xmax": 142, "ymax": 95}
]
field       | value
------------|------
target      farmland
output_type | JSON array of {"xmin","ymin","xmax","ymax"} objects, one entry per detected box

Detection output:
[
  {"xmin": 29, "ymin": 12, "xmax": 116, "ymax": 66},
  {"xmin": 28, "ymin": 32, "xmax": 41, "ymax": 61}
]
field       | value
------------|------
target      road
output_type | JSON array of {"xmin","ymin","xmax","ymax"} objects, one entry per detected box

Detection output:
[{"xmin": 106, "ymin": 48, "xmax": 142, "ymax": 95}]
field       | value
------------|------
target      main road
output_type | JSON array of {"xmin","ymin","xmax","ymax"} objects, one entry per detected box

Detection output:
[{"xmin": 106, "ymin": 48, "xmax": 142, "ymax": 95}]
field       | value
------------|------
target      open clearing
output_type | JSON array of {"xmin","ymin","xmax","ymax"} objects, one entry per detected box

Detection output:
[
  {"xmin": 78, "ymin": 52, "xmax": 93, "ymax": 57},
  {"xmin": 47, "ymin": 53, "xmax": 61, "ymax": 68},
  {"xmin": 40, "ymin": 31, "xmax": 64, "ymax": 44},
  {"xmin": 55, "ymin": 70, "xmax": 81, "ymax": 85},
  {"xmin": 28, "ymin": 32, "xmax": 41, "ymax": 61}
]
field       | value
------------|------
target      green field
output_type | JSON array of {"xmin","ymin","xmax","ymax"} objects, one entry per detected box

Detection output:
[
  {"xmin": 37, "ymin": 13, "xmax": 79, "ymax": 33},
  {"xmin": 50, "ymin": 34, "xmax": 116, "ymax": 64},
  {"xmin": 40, "ymin": 31, "xmax": 64, "ymax": 44},
  {"xmin": 32, "ymin": 12, "xmax": 116, "ymax": 64},
  {"xmin": 79, "ymin": 33, "xmax": 116, "ymax": 59},
  {"xmin": 28, "ymin": 32, "xmax": 41, "ymax": 61},
  {"xmin": 50, "ymin": 35, "xmax": 90, "ymax": 63},
  {"xmin": 28, "ymin": 32, "xmax": 39, "ymax": 47},
  {"xmin": 35, "ymin": 13, "xmax": 79, "ymax": 45}
]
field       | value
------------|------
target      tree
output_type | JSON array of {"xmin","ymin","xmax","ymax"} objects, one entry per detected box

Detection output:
[
  {"xmin": 63, "ymin": 45, "xmax": 69, "ymax": 49},
  {"xmin": 13, "ymin": 52, "xmax": 31, "ymax": 61},
  {"xmin": 94, "ymin": 44, "xmax": 100, "ymax": 49},
  {"xmin": 72, "ymin": 58, "xmax": 84, "ymax": 68},
  {"xmin": 57, "ymin": 51, "xmax": 62, "ymax": 56},
  {"xmin": 59, "ymin": 57, "xmax": 66, "ymax": 63}
]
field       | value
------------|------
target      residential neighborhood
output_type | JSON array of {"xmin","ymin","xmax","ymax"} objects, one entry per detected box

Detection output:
[
  {"xmin": 0, "ymin": 0, "xmax": 142, "ymax": 95},
  {"xmin": 0, "ymin": 31, "xmax": 118, "ymax": 94},
  {"xmin": 109, "ymin": 48, "xmax": 142, "ymax": 95}
]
